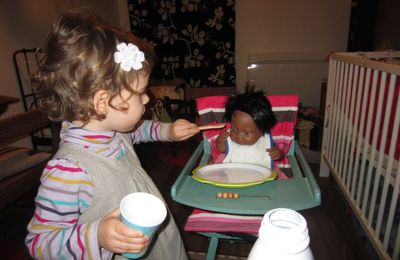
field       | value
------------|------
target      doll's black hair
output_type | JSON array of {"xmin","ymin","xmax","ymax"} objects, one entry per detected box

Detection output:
[{"xmin": 224, "ymin": 86, "xmax": 277, "ymax": 134}]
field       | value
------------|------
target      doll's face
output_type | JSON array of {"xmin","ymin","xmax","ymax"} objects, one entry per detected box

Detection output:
[{"xmin": 229, "ymin": 110, "xmax": 263, "ymax": 145}]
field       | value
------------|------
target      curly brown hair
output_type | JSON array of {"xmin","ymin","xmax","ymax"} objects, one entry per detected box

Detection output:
[{"xmin": 33, "ymin": 9, "xmax": 155, "ymax": 124}]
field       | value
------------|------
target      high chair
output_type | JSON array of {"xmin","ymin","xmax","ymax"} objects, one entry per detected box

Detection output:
[{"xmin": 170, "ymin": 95, "xmax": 321, "ymax": 260}]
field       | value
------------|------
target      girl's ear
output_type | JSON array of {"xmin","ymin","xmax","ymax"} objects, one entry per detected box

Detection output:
[{"xmin": 93, "ymin": 90, "xmax": 110, "ymax": 115}]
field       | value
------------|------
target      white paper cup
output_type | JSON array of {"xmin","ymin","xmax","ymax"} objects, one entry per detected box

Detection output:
[{"xmin": 120, "ymin": 192, "xmax": 167, "ymax": 259}]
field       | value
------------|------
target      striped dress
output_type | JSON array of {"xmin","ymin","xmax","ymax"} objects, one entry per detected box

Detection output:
[{"xmin": 25, "ymin": 120, "xmax": 172, "ymax": 259}]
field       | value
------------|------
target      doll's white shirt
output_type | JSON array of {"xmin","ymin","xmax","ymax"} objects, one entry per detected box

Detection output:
[{"xmin": 223, "ymin": 133, "xmax": 272, "ymax": 168}]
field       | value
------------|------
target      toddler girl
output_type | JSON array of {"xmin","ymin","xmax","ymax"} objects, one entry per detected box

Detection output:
[
  {"xmin": 25, "ymin": 10, "xmax": 198, "ymax": 259},
  {"xmin": 216, "ymin": 88, "xmax": 283, "ymax": 170}
]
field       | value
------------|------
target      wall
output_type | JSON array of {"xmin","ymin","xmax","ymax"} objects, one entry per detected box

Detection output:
[
  {"xmin": 0, "ymin": 0, "xmax": 63, "ymax": 118},
  {"xmin": 247, "ymin": 52, "xmax": 328, "ymax": 107},
  {"xmin": 0, "ymin": 0, "xmax": 126, "ymax": 147},
  {"xmin": 1, "ymin": 0, "xmax": 352, "ymax": 115},
  {"xmin": 374, "ymin": 0, "xmax": 400, "ymax": 50},
  {"xmin": 0, "ymin": 0, "xmax": 127, "ymax": 119},
  {"xmin": 236, "ymin": 0, "xmax": 352, "ymax": 106},
  {"xmin": 70, "ymin": 0, "xmax": 131, "ymax": 31}
]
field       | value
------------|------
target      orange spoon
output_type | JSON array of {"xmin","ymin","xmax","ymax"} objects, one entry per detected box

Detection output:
[{"xmin": 198, "ymin": 123, "xmax": 225, "ymax": 131}]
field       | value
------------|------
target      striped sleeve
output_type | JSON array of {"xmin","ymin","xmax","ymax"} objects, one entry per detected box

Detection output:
[
  {"xmin": 131, "ymin": 120, "xmax": 172, "ymax": 144},
  {"xmin": 25, "ymin": 159, "xmax": 108, "ymax": 260}
]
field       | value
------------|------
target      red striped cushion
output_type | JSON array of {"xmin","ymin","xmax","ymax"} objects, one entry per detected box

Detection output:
[
  {"xmin": 269, "ymin": 95, "xmax": 298, "ymax": 175},
  {"xmin": 184, "ymin": 209, "xmax": 262, "ymax": 234}
]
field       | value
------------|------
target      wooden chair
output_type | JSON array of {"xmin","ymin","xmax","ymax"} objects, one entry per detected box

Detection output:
[
  {"xmin": 149, "ymin": 84, "xmax": 236, "ymax": 123},
  {"xmin": 0, "ymin": 110, "xmax": 53, "ymax": 209},
  {"xmin": 13, "ymin": 48, "xmax": 60, "ymax": 151}
]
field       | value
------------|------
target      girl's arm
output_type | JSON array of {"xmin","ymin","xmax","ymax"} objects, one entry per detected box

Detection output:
[
  {"xmin": 131, "ymin": 119, "xmax": 198, "ymax": 144},
  {"xmin": 131, "ymin": 120, "xmax": 172, "ymax": 144},
  {"xmin": 25, "ymin": 159, "xmax": 106, "ymax": 260}
]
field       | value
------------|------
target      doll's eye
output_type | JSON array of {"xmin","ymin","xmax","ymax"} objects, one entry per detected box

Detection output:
[{"xmin": 245, "ymin": 131, "xmax": 253, "ymax": 136}]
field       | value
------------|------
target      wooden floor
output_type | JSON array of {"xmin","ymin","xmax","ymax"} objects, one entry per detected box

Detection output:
[
  {"xmin": 136, "ymin": 141, "xmax": 379, "ymax": 260},
  {"xmin": 0, "ymin": 140, "xmax": 379, "ymax": 259}
]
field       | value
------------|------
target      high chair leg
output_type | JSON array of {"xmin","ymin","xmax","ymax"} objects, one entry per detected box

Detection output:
[{"xmin": 206, "ymin": 236, "xmax": 219, "ymax": 260}]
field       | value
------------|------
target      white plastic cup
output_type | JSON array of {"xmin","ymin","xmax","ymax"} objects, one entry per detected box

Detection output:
[
  {"xmin": 120, "ymin": 192, "xmax": 167, "ymax": 259},
  {"xmin": 248, "ymin": 208, "xmax": 314, "ymax": 260}
]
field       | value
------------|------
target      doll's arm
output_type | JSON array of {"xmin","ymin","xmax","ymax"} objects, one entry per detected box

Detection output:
[
  {"xmin": 216, "ymin": 129, "xmax": 230, "ymax": 153},
  {"xmin": 266, "ymin": 146, "xmax": 284, "ymax": 161}
]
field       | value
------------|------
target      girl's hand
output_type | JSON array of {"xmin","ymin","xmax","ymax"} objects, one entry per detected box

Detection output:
[
  {"xmin": 169, "ymin": 119, "xmax": 200, "ymax": 141},
  {"xmin": 266, "ymin": 147, "xmax": 284, "ymax": 161},
  {"xmin": 98, "ymin": 208, "xmax": 148, "ymax": 254}
]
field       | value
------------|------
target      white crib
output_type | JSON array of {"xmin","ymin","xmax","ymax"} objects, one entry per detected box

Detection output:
[{"xmin": 320, "ymin": 51, "xmax": 400, "ymax": 259}]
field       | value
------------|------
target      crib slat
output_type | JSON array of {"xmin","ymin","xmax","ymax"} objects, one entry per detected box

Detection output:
[
  {"xmin": 368, "ymin": 72, "xmax": 391, "ymax": 230},
  {"xmin": 362, "ymin": 70, "xmax": 382, "ymax": 218},
  {"xmin": 353, "ymin": 67, "xmax": 371, "ymax": 205},
  {"xmin": 344, "ymin": 64, "xmax": 357, "ymax": 194},
  {"xmin": 338, "ymin": 62, "xmax": 351, "ymax": 184},
  {"xmin": 329, "ymin": 61, "xmax": 343, "ymax": 171},
  {"xmin": 355, "ymin": 68, "xmax": 374, "ymax": 208},
  {"xmin": 382, "ymin": 79, "xmax": 400, "ymax": 250},
  {"xmin": 340, "ymin": 63, "xmax": 350, "ymax": 181},
  {"xmin": 325, "ymin": 60, "xmax": 335, "ymax": 161},
  {"xmin": 376, "ymin": 74, "xmax": 398, "ymax": 242},
  {"xmin": 328, "ymin": 60, "xmax": 340, "ymax": 162},
  {"xmin": 334, "ymin": 62, "xmax": 348, "ymax": 180},
  {"xmin": 323, "ymin": 59, "xmax": 336, "ymax": 163},
  {"xmin": 349, "ymin": 65, "xmax": 362, "ymax": 199},
  {"xmin": 330, "ymin": 61, "xmax": 341, "ymax": 171},
  {"xmin": 393, "ymin": 214, "xmax": 400, "ymax": 259},
  {"xmin": 391, "ymin": 165, "xmax": 400, "ymax": 258}
]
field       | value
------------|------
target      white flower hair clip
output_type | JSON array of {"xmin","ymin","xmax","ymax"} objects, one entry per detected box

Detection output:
[{"xmin": 114, "ymin": 42, "xmax": 145, "ymax": 72}]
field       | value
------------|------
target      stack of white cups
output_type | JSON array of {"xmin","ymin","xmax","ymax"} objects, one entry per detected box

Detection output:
[{"xmin": 248, "ymin": 208, "xmax": 314, "ymax": 260}]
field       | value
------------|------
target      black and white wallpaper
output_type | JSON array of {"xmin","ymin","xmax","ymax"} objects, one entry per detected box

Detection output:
[{"xmin": 127, "ymin": 0, "xmax": 236, "ymax": 88}]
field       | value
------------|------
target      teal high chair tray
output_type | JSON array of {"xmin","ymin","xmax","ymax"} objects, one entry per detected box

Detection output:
[{"xmin": 171, "ymin": 140, "xmax": 321, "ymax": 215}]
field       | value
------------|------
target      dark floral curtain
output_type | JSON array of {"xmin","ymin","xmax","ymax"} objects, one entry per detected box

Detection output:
[{"xmin": 127, "ymin": 0, "xmax": 236, "ymax": 88}]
